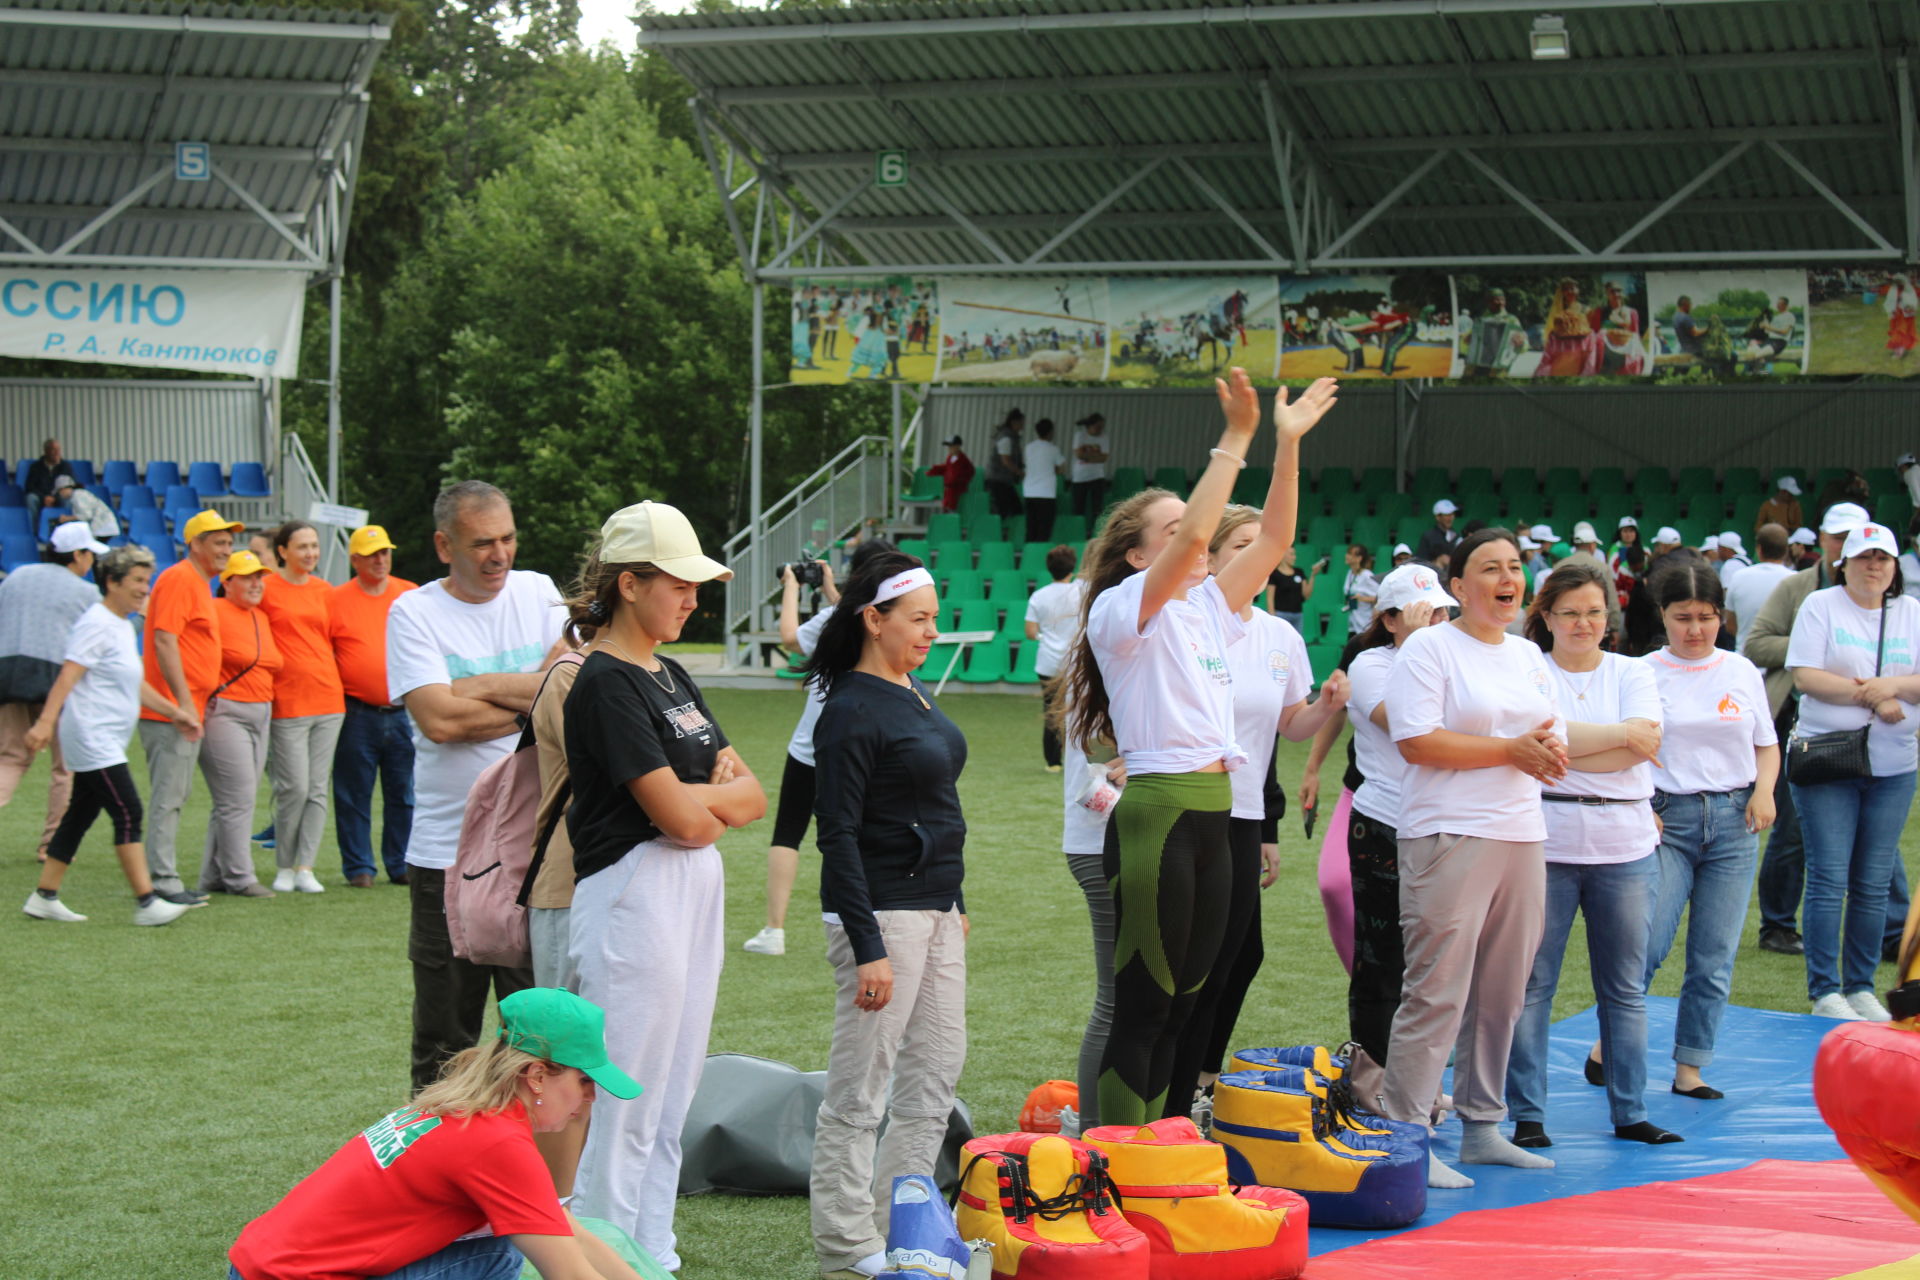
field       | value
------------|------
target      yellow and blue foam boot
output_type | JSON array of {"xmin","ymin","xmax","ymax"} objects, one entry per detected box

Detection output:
[
  {"xmin": 952, "ymin": 1132, "xmax": 1150, "ymax": 1279},
  {"xmin": 1212, "ymin": 1067, "xmax": 1426, "ymax": 1229},
  {"xmin": 1080, "ymin": 1116, "xmax": 1308, "ymax": 1280}
]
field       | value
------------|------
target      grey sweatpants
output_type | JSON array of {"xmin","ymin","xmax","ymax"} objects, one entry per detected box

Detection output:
[
  {"xmin": 198, "ymin": 698, "xmax": 271, "ymax": 891},
  {"xmin": 1381, "ymin": 833, "xmax": 1545, "ymax": 1126},
  {"xmin": 138, "ymin": 718, "xmax": 202, "ymax": 894},
  {"xmin": 1067, "ymin": 853, "xmax": 1115, "ymax": 1132},
  {"xmin": 270, "ymin": 712, "xmax": 343, "ymax": 871}
]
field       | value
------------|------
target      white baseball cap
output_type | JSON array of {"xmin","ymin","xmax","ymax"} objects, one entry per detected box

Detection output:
[
  {"xmin": 1654, "ymin": 526, "xmax": 1682, "ymax": 545},
  {"xmin": 1821, "ymin": 501, "xmax": 1871, "ymax": 536},
  {"xmin": 50, "ymin": 522, "xmax": 110, "ymax": 555},
  {"xmin": 1571, "ymin": 521, "xmax": 1599, "ymax": 545},
  {"xmin": 1375, "ymin": 562, "xmax": 1457, "ymax": 614},
  {"xmin": 1718, "ymin": 531, "xmax": 1744, "ymax": 551},
  {"xmin": 1433, "ymin": 498, "xmax": 1458, "ymax": 516},
  {"xmin": 1899, "ymin": 453, "xmax": 1917, "ymax": 468},
  {"xmin": 598, "ymin": 501, "xmax": 732, "ymax": 583},
  {"xmin": 1529, "ymin": 523, "xmax": 1558, "ymax": 543},
  {"xmin": 1392, "ymin": 542, "xmax": 1412, "ymax": 557},
  {"xmin": 1702, "ymin": 534, "xmax": 1722, "ymax": 552},
  {"xmin": 1775, "ymin": 475, "xmax": 1802, "ymax": 496},
  {"xmin": 51, "ymin": 474, "xmax": 78, "ymax": 491},
  {"xmin": 1789, "ymin": 527, "xmax": 1817, "ymax": 546},
  {"xmin": 1616, "ymin": 515, "xmax": 1638, "ymax": 529},
  {"xmin": 1518, "ymin": 535, "xmax": 1540, "ymax": 551},
  {"xmin": 1842, "ymin": 522, "xmax": 1899, "ymax": 559}
]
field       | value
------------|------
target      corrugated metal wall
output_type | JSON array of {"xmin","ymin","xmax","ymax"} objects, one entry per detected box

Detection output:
[
  {"xmin": 0, "ymin": 378, "xmax": 273, "ymax": 471},
  {"xmin": 925, "ymin": 383, "xmax": 1920, "ymax": 481}
]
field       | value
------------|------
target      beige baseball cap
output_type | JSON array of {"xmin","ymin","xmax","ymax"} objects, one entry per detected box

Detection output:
[{"xmin": 599, "ymin": 502, "xmax": 732, "ymax": 583}]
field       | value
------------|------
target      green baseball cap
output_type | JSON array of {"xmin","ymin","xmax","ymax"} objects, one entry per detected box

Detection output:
[{"xmin": 497, "ymin": 988, "xmax": 642, "ymax": 1099}]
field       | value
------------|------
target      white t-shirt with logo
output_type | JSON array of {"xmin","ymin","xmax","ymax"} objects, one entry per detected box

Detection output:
[
  {"xmin": 1346, "ymin": 645, "xmax": 1405, "ymax": 828},
  {"xmin": 1023, "ymin": 439, "xmax": 1063, "ymax": 499},
  {"xmin": 1086, "ymin": 570, "xmax": 1248, "ymax": 776},
  {"xmin": 58, "ymin": 603, "xmax": 144, "ymax": 772},
  {"xmin": 1061, "ymin": 735, "xmax": 1112, "ymax": 857},
  {"xmin": 1543, "ymin": 652, "xmax": 1661, "ymax": 864},
  {"xmin": 1786, "ymin": 587, "xmax": 1920, "ymax": 777},
  {"xmin": 1642, "ymin": 646, "xmax": 1777, "ymax": 794},
  {"xmin": 1025, "ymin": 579, "xmax": 1085, "ymax": 679},
  {"xmin": 785, "ymin": 606, "xmax": 835, "ymax": 766},
  {"xmin": 1387, "ymin": 622, "xmax": 1561, "ymax": 842},
  {"xmin": 1344, "ymin": 568, "xmax": 1381, "ymax": 634},
  {"xmin": 387, "ymin": 570, "xmax": 565, "ymax": 869},
  {"xmin": 1225, "ymin": 611, "xmax": 1311, "ymax": 819},
  {"xmin": 1070, "ymin": 428, "xmax": 1109, "ymax": 484},
  {"xmin": 1724, "ymin": 560, "xmax": 1794, "ymax": 654}
]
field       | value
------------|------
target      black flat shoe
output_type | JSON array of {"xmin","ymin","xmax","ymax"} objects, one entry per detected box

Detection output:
[
  {"xmin": 1672, "ymin": 1082, "xmax": 1724, "ymax": 1100},
  {"xmin": 1616, "ymin": 1121, "xmax": 1685, "ymax": 1145},
  {"xmin": 1584, "ymin": 1056, "xmax": 1605, "ymax": 1087},
  {"xmin": 1512, "ymin": 1121, "xmax": 1552, "ymax": 1148}
]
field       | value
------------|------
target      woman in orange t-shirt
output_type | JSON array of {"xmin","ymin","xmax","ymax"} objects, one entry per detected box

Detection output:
[
  {"xmin": 260, "ymin": 521, "xmax": 346, "ymax": 894},
  {"xmin": 198, "ymin": 551, "xmax": 283, "ymax": 897}
]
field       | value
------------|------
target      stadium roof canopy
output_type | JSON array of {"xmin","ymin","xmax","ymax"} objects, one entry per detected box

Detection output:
[
  {"xmin": 641, "ymin": 0, "xmax": 1920, "ymax": 279},
  {"xmin": 0, "ymin": 0, "xmax": 392, "ymax": 277}
]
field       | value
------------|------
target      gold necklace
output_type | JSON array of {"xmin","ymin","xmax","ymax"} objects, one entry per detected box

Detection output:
[{"xmin": 602, "ymin": 639, "xmax": 675, "ymax": 695}]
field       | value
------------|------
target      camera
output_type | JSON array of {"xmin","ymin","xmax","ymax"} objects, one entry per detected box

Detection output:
[{"xmin": 779, "ymin": 559, "xmax": 825, "ymax": 588}]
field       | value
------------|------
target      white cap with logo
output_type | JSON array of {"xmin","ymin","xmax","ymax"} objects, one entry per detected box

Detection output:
[
  {"xmin": 1654, "ymin": 526, "xmax": 1682, "ymax": 546},
  {"xmin": 1820, "ymin": 501, "xmax": 1871, "ymax": 536},
  {"xmin": 1702, "ymin": 534, "xmax": 1722, "ymax": 552},
  {"xmin": 1529, "ymin": 523, "xmax": 1558, "ymax": 543},
  {"xmin": 1718, "ymin": 531, "xmax": 1744, "ymax": 552},
  {"xmin": 1842, "ymin": 522, "xmax": 1899, "ymax": 560},
  {"xmin": 1432, "ymin": 498, "xmax": 1458, "ymax": 516},
  {"xmin": 598, "ymin": 502, "xmax": 732, "ymax": 583},
  {"xmin": 1788, "ymin": 526, "xmax": 1817, "ymax": 546},
  {"xmin": 1375, "ymin": 562, "xmax": 1457, "ymax": 614},
  {"xmin": 1775, "ymin": 475, "xmax": 1802, "ymax": 496},
  {"xmin": 1571, "ymin": 521, "xmax": 1599, "ymax": 545}
]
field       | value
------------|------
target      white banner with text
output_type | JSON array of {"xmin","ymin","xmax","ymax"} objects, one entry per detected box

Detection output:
[{"xmin": 0, "ymin": 268, "xmax": 306, "ymax": 378}]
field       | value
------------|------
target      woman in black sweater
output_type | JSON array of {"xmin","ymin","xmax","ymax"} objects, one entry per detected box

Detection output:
[{"xmin": 802, "ymin": 551, "xmax": 969, "ymax": 1280}]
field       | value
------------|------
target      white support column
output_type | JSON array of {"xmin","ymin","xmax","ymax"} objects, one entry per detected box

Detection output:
[
  {"xmin": 0, "ymin": 212, "xmax": 42, "ymax": 254},
  {"xmin": 212, "ymin": 164, "xmax": 325, "ymax": 265},
  {"xmin": 1901, "ymin": 58, "xmax": 1919, "ymax": 263},
  {"xmin": 693, "ymin": 101, "xmax": 756, "ymax": 277},
  {"xmin": 890, "ymin": 381, "xmax": 902, "ymax": 519},
  {"xmin": 750, "ymin": 281, "xmax": 766, "ymax": 637},
  {"xmin": 327, "ymin": 273, "xmax": 341, "ymax": 504}
]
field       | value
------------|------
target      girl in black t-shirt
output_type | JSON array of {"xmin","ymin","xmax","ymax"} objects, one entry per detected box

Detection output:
[{"xmin": 559, "ymin": 502, "xmax": 765, "ymax": 1273}]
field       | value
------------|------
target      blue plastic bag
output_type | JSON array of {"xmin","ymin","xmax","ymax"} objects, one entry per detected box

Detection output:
[{"xmin": 876, "ymin": 1173, "xmax": 970, "ymax": 1280}]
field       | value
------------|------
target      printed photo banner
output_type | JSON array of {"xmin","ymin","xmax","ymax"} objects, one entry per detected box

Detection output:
[
  {"xmin": 1107, "ymin": 277, "xmax": 1281, "ymax": 383},
  {"xmin": 1451, "ymin": 273, "xmax": 1651, "ymax": 379},
  {"xmin": 787, "ymin": 276, "xmax": 939, "ymax": 386},
  {"xmin": 1805, "ymin": 267, "xmax": 1920, "ymax": 377},
  {"xmin": 1645, "ymin": 270, "xmax": 1809, "ymax": 376},
  {"xmin": 1279, "ymin": 273, "xmax": 1455, "ymax": 380},
  {"xmin": 0, "ymin": 267, "xmax": 306, "ymax": 378},
  {"xmin": 934, "ymin": 277, "xmax": 1109, "ymax": 383}
]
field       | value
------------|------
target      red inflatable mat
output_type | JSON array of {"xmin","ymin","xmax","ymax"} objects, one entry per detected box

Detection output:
[{"xmin": 1305, "ymin": 1159, "xmax": 1920, "ymax": 1280}]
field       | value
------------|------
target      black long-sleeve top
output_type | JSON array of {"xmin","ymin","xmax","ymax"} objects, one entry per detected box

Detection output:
[{"xmin": 812, "ymin": 670, "xmax": 968, "ymax": 965}]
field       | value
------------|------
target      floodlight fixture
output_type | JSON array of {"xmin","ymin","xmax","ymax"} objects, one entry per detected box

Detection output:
[{"xmin": 1531, "ymin": 14, "xmax": 1570, "ymax": 60}]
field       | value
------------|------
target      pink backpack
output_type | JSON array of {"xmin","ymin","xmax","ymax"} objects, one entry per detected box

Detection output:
[{"xmin": 446, "ymin": 653, "xmax": 585, "ymax": 970}]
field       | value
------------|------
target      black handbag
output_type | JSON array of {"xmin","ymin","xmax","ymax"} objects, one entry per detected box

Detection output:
[{"xmin": 1786, "ymin": 595, "xmax": 1885, "ymax": 786}]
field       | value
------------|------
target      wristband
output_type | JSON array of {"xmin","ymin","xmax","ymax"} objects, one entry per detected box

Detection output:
[{"xmin": 1210, "ymin": 448, "xmax": 1246, "ymax": 469}]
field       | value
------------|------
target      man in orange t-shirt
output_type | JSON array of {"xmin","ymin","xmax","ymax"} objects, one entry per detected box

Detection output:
[
  {"xmin": 140, "ymin": 509, "xmax": 242, "ymax": 904},
  {"xmin": 330, "ymin": 525, "xmax": 420, "ymax": 887}
]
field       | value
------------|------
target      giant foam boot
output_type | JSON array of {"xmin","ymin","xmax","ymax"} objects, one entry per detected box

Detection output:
[
  {"xmin": 952, "ymin": 1132, "xmax": 1150, "ymax": 1279},
  {"xmin": 1080, "ymin": 1117, "xmax": 1308, "ymax": 1280},
  {"xmin": 1212, "ymin": 1065, "xmax": 1426, "ymax": 1229}
]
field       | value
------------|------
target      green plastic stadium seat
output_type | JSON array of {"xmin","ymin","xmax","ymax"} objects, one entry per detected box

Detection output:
[
  {"xmin": 948, "ymin": 598, "xmax": 995, "ymax": 633},
  {"xmin": 1374, "ymin": 491, "xmax": 1414, "ymax": 524},
  {"xmin": 1876, "ymin": 492, "xmax": 1914, "ymax": 530},
  {"xmin": 1307, "ymin": 515, "xmax": 1346, "ymax": 550},
  {"xmin": 1152, "ymin": 466, "xmax": 1189, "ymax": 494},
  {"xmin": 975, "ymin": 541, "xmax": 1016, "ymax": 574},
  {"xmin": 1675, "ymin": 466, "xmax": 1715, "ymax": 495},
  {"xmin": 1543, "ymin": 466, "xmax": 1582, "ymax": 494},
  {"xmin": 958, "ymin": 489, "xmax": 991, "ymax": 520},
  {"xmin": 1392, "ymin": 517, "xmax": 1428, "ymax": 549},
  {"xmin": 1351, "ymin": 516, "xmax": 1390, "ymax": 549},
  {"xmin": 933, "ymin": 540, "xmax": 972, "ymax": 570},
  {"xmin": 1008, "ymin": 641, "xmax": 1041, "ymax": 685},
  {"xmin": 1729, "ymin": 494, "xmax": 1764, "ymax": 531},
  {"xmin": 987, "ymin": 570, "xmax": 1030, "ymax": 605},
  {"xmin": 1361, "ymin": 466, "xmax": 1396, "ymax": 494},
  {"xmin": 1319, "ymin": 467, "xmax": 1355, "ymax": 496},
  {"xmin": 1052, "ymin": 514, "xmax": 1087, "ymax": 544},
  {"xmin": 1633, "ymin": 466, "xmax": 1671, "ymax": 498},
  {"xmin": 1328, "ymin": 492, "xmax": 1370, "ymax": 522},
  {"xmin": 1307, "ymin": 643, "xmax": 1343, "ymax": 685},
  {"xmin": 898, "ymin": 538, "xmax": 931, "ymax": 564},
  {"xmin": 1458, "ymin": 466, "xmax": 1494, "ymax": 492},
  {"xmin": 960, "ymin": 638, "xmax": 1013, "ymax": 683},
  {"xmin": 1682, "ymin": 492, "xmax": 1727, "ymax": 521},
  {"xmin": 963, "ymin": 511, "xmax": 1003, "ymax": 543},
  {"xmin": 927, "ymin": 512, "xmax": 963, "ymax": 543},
  {"xmin": 900, "ymin": 473, "xmax": 943, "ymax": 504},
  {"xmin": 1500, "ymin": 466, "xmax": 1537, "ymax": 495},
  {"xmin": 942, "ymin": 569, "xmax": 984, "ymax": 604},
  {"xmin": 1588, "ymin": 466, "xmax": 1627, "ymax": 493},
  {"xmin": 1723, "ymin": 466, "xmax": 1761, "ymax": 496},
  {"xmin": 1019, "ymin": 542, "xmax": 1054, "ymax": 577},
  {"xmin": 1111, "ymin": 467, "xmax": 1146, "ymax": 500}
]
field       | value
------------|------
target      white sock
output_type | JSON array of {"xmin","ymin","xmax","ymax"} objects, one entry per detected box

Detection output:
[
  {"xmin": 1427, "ymin": 1150, "xmax": 1474, "ymax": 1188},
  {"xmin": 1458, "ymin": 1119, "xmax": 1555, "ymax": 1168},
  {"xmin": 852, "ymin": 1250, "xmax": 888, "ymax": 1277}
]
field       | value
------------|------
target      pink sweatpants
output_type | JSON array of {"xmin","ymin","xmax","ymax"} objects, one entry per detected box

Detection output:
[{"xmin": 1318, "ymin": 787, "xmax": 1356, "ymax": 974}]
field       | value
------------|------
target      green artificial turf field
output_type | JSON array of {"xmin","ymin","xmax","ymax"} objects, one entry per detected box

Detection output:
[{"xmin": 3, "ymin": 684, "xmax": 1911, "ymax": 1278}]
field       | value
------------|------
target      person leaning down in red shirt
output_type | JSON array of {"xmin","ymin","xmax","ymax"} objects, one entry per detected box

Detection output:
[
  {"xmin": 927, "ymin": 435, "xmax": 976, "ymax": 513},
  {"xmin": 228, "ymin": 988, "xmax": 647, "ymax": 1280}
]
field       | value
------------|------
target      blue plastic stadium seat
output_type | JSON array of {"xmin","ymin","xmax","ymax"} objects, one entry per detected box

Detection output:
[
  {"xmin": 167, "ymin": 506, "xmax": 204, "ymax": 535},
  {"xmin": 38, "ymin": 507, "xmax": 68, "ymax": 541},
  {"xmin": 0, "ymin": 482, "xmax": 22, "ymax": 508},
  {"xmin": 146, "ymin": 461, "xmax": 182, "ymax": 492},
  {"xmin": 127, "ymin": 508, "xmax": 168, "ymax": 538},
  {"xmin": 102, "ymin": 460, "xmax": 138, "ymax": 495},
  {"xmin": 135, "ymin": 535, "xmax": 177, "ymax": 569},
  {"xmin": 0, "ymin": 533, "xmax": 37, "ymax": 571},
  {"xmin": 0, "ymin": 508, "xmax": 30, "ymax": 538},
  {"xmin": 164, "ymin": 483, "xmax": 199, "ymax": 513},
  {"xmin": 66, "ymin": 459, "xmax": 97, "ymax": 487},
  {"xmin": 120, "ymin": 483, "xmax": 158, "ymax": 510},
  {"xmin": 12, "ymin": 460, "xmax": 28, "ymax": 489},
  {"xmin": 229, "ymin": 462, "xmax": 271, "ymax": 498},
  {"xmin": 187, "ymin": 461, "xmax": 228, "ymax": 499}
]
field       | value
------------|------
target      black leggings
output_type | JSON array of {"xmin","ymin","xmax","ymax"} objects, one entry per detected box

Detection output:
[
  {"xmin": 1347, "ymin": 810, "xmax": 1404, "ymax": 1065},
  {"xmin": 1098, "ymin": 774, "xmax": 1233, "ymax": 1126},
  {"xmin": 769, "ymin": 754, "xmax": 817, "ymax": 849},
  {"xmin": 46, "ymin": 762, "xmax": 144, "ymax": 862},
  {"xmin": 1166, "ymin": 816, "xmax": 1264, "ymax": 1114}
]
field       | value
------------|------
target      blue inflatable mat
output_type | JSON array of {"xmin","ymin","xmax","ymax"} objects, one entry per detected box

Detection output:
[{"xmin": 1309, "ymin": 997, "xmax": 1847, "ymax": 1257}]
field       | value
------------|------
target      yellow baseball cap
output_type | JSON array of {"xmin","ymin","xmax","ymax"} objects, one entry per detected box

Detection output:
[
  {"xmin": 181, "ymin": 509, "xmax": 245, "ymax": 542},
  {"xmin": 350, "ymin": 525, "xmax": 397, "ymax": 556},
  {"xmin": 219, "ymin": 550, "xmax": 268, "ymax": 581}
]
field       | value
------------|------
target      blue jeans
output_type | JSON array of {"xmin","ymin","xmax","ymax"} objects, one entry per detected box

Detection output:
[
  {"xmin": 1508, "ymin": 853, "xmax": 1656, "ymax": 1126},
  {"xmin": 229, "ymin": 1237, "xmax": 523, "ymax": 1280},
  {"xmin": 1644, "ymin": 788, "xmax": 1756, "ymax": 1068},
  {"xmin": 1790, "ymin": 771, "xmax": 1917, "ymax": 1002},
  {"xmin": 332, "ymin": 699, "xmax": 416, "ymax": 881}
]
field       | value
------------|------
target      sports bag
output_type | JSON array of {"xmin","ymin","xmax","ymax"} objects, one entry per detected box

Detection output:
[{"xmin": 447, "ymin": 653, "xmax": 584, "ymax": 969}]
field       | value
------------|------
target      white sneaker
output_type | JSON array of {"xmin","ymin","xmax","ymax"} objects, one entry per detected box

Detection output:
[
  {"xmin": 294, "ymin": 869, "xmax": 326, "ymax": 894},
  {"xmin": 1846, "ymin": 990, "xmax": 1894, "ymax": 1023},
  {"xmin": 272, "ymin": 868, "xmax": 296, "ymax": 893},
  {"xmin": 1812, "ymin": 993, "xmax": 1867, "ymax": 1021},
  {"xmin": 133, "ymin": 897, "xmax": 191, "ymax": 927},
  {"xmin": 1190, "ymin": 1088, "xmax": 1215, "ymax": 1138},
  {"xmin": 742, "ymin": 926, "xmax": 785, "ymax": 955},
  {"xmin": 22, "ymin": 892, "xmax": 87, "ymax": 922}
]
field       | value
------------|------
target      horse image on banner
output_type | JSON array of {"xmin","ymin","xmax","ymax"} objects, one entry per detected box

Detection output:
[{"xmin": 1106, "ymin": 277, "xmax": 1281, "ymax": 384}]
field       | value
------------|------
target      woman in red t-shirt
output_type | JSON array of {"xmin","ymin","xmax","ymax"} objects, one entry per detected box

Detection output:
[{"xmin": 229, "ymin": 988, "xmax": 645, "ymax": 1280}]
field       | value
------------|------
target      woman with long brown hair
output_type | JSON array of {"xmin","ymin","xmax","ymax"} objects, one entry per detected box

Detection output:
[
  {"xmin": 260, "ymin": 519, "xmax": 345, "ymax": 892},
  {"xmin": 1063, "ymin": 367, "xmax": 1337, "ymax": 1127}
]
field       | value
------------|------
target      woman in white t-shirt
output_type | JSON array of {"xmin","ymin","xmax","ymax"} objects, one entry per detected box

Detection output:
[
  {"xmin": 1786, "ymin": 522, "xmax": 1920, "ymax": 1022},
  {"xmin": 1062, "ymin": 367, "xmax": 1338, "ymax": 1127},
  {"xmin": 1340, "ymin": 562, "xmax": 1454, "ymax": 1104},
  {"xmin": 1503, "ymin": 562, "xmax": 1682, "ymax": 1151},
  {"xmin": 1633, "ymin": 556, "xmax": 1777, "ymax": 1099},
  {"xmin": 1022, "ymin": 419, "xmax": 1066, "ymax": 544},
  {"xmin": 1024, "ymin": 544, "xmax": 1085, "ymax": 771},
  {"xmin": 1343, "ymin": 544, "xmax": 1382, "ymax": 634},
  {"xmin": 1382, "ymin": 527, "xmax": 1569, "ymax": 1189},
  {"xmin": 1170, "ymin": 505, "xmax": 1349, "ymax": 1121},
  {"xmin": 1060, "ymin": 725, "xmax": 1122, "ymax": 1134},
  {"xmin": 21, "ymin": 545, "xmax": 199, "ymax": 928}
]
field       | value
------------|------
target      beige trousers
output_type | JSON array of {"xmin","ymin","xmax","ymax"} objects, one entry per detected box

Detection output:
[
  {"xmin": 810, "ymin": 907, "xmax": 968, "ymax": 1272},
  {"xmin": 1381, "ymin": 834, "xmax": 1545, "ymax": 1126},
  {"xmin": 269, "ymin": 712, "xmax": 343, "ymax": 871},
  {"xmin": 0, "ymin": 700, "xmax": 70, "ymax": 855},
  {"xmin": 197, "ymin": 698, "xmax": 271, "ymax": 891}
]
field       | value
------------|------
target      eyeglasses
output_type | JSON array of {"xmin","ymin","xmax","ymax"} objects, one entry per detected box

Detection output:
[{"xmin": 1549, "ymin": 609, "xmax": 1609, "ymax": 623}]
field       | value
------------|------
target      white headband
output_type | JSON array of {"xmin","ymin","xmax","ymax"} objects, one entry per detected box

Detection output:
[{"xmin": 870, "ymin": 566, "xmax": 935, "ymax": 607}]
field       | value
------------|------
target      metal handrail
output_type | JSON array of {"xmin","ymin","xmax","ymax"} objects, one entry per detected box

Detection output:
[{"xmin": 722, "ymin": 433, "xmax": 892, "ymax": 556}]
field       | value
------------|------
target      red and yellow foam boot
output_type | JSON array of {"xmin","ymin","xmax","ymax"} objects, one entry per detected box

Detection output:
[
  {"xmin": 1080, "ymin": 1117, "xmax": 1308, "ymax": 1280},
  {"xmin": 951, "ymin": 1132, "xmax": 1150, "ymax": 1279}
]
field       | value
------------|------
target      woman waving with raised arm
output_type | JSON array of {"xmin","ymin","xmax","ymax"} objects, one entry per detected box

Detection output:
[{"xmin": 1064, "ymin": 367, "xmax": 1338, "ymax": 1127}]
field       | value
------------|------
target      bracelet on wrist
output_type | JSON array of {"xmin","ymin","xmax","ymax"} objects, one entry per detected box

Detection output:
[{"xmin": 1210, "ymin": 447, "xmax": 1247, "ymax": 469}]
